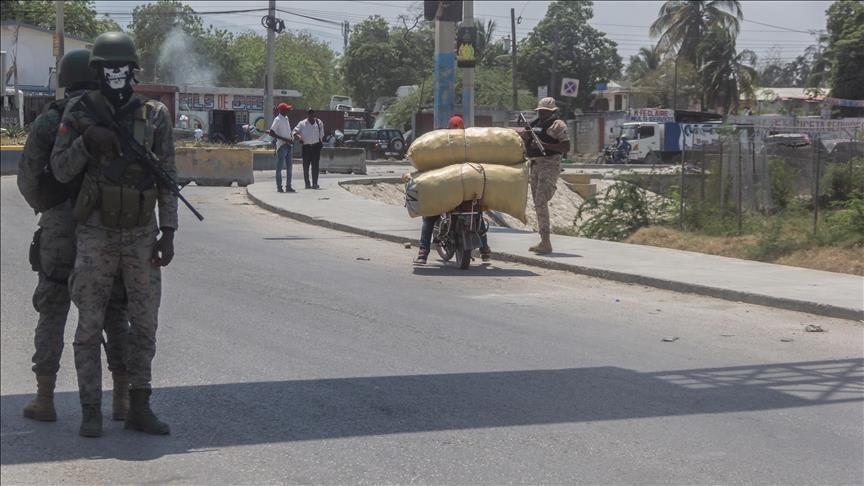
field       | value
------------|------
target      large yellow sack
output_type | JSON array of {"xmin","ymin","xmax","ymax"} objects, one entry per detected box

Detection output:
[
  {"xmin": 407, "ymin": 128, "xmax": 525, "ymax": 171},
  {"xmin": 404, "ymin": 163, "xmax": 528, "ymax": 222}
]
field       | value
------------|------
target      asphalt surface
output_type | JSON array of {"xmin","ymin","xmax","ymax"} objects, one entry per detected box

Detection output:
[
  {"xmin": 248, "ymin": 169, "xmax": 864, "ymax": 321},
  {"xmin": 1, "ymin": 176, "xmax": 862, "ymax": 485}
]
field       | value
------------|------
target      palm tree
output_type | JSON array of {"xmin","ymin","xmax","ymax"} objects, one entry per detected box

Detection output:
[
  {"xmin": 649, "ymin": 0, "xmax": 743, "ymax": 64},
  {"xmin": 626, "ymin": 46, "xmax": 663, "ymax": 83},
  {"xmin": 650, "ymin": 0, "xmax": 743, "ymax": 110},
  {"xmin": 474, "ymin": 19, "xmax": 507, "ymax": 67},
  {"xmin": 700, "ymin": 28, "xmax": 758, "ymax": 113}
]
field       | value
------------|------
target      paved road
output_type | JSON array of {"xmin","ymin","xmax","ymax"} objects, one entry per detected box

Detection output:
[{"xmin": 1, "ymin": 177, "xmax": 862, "ymax": 484}]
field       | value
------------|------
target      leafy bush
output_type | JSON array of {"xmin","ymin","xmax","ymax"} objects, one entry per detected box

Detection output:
[
  {"xmin": 574, "ymin": 180, "xmax": 674, "ymax": 241},
  {"xmin": 817, "ymin": 196, "xmax": 864, "ymax": 245},
  {"xmin": 820, "ymin": 157, "xmax": 864, "ymax": 202},
  {"xmin": 768, "ymin": 156, "xmax": 797, "ymax": 210}
]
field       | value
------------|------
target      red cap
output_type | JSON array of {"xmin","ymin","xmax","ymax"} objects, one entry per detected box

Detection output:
[
  {"xmin": 448, "ymin": 114, "xmax": 464, "ymax": 129},
  {"xmin": 277, "ymin": 103, "xmax": 292, "ymax": 111}
]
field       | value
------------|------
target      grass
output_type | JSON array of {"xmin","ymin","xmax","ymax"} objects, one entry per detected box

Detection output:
[{"xmin": 623, "ymin": 209, "xmax": 864, "ymax": 275}]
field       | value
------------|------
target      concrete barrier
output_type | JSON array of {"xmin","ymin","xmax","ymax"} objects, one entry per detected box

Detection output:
[
  {"xmin": 175, "ymin": 147, "xmax": 254, "ymax": 187},
  {"xmin": 559, "ymin": 173, "xmax": 597, "ymax": 199},
  {"xmin": 1, "ymin": 145, "xmax": 23, "ymax": 175},
  {"xmin": 320, "ymin": 147, "xmax": 366, "ymax": 175}
]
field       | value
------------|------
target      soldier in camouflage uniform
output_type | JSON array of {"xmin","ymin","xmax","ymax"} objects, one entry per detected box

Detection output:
[
  {"xmin": 50, "ymin": 32, "xmax": 178, "ymax": 438},
  {"xmin": 17, "ymin": 49, "xmax": 130, "ymax": 424},
  {"xmin": 520, "ymin": 97, "xmax": 571, "ymax": 254}
]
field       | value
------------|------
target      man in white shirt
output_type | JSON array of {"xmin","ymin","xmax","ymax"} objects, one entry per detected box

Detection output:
[
  {"xmin": 269, "ymin": 103, "xmax": 294, "ymax": 192},
  {"xmin": 193, "ymin": 123, "xmax": 204, "ymax": 141},
  {"xmin": 292, "ymin": 108, "xmax": 324, "ymax": 189}
]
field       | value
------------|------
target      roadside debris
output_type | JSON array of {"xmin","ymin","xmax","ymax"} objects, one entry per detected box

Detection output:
[
  {"xmin": 662, "ymin": 336, "xmax": 679, "ymax": 342},
  {"xmin": 780, "ymin": 337, "xmax": 794, "ymax": 342},
  {"xmin": 404, "ymin": 242, "xmax": 412, "ymax": 249},
  {"xmin": 356, "ymin": 257, "xmax": 370, "ymax": 261},
  {"xmin": 804, "ymin": 324, "xmax": 825, "ymax": 332}
]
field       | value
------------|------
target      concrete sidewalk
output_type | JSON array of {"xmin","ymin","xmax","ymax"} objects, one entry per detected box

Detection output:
[{"xmin": 245, "ymin": 170, "xmax": 863, "ymax": 321}]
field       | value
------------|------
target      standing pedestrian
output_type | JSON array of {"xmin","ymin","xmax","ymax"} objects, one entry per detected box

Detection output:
[
  {"xmin": 193, "ymin": 122, "xmax": 203, "ymax": 142},
  {"xmin": 519, "ymin": 97, "xmax": 570, "ymax": 254},
  {"xmin": 51, "ymin": 32, "xmax": 177, "ymax": 437},
  {"xmin": 269, "ymin": 102, "xmax": 294, "ymax": 192},
  {"xmin": 17, "ymin": 48, "xmax": 130, "ymax": 425},
  {"xmin": 292, "ymin": 108, "xmax": 324, "ymax": 189}
]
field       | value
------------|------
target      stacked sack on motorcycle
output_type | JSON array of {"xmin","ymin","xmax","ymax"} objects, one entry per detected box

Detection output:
[{"xmin": 403, "ymin": 127, "xmax": 529, "ymax": 222}]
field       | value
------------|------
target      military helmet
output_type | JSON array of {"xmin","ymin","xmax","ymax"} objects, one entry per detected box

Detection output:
[
  {"xmin": 89, "ymin": 31, "xmax": 139, "ymax": 68},
  {"xmin": 58, "ymin": 49, "xmax": 95, "ymax": 89}
]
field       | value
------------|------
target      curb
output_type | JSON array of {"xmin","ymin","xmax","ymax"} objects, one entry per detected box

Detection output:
[{"xmin": 246, "ymin": 188, "xmax": 862, "ymax": 322}]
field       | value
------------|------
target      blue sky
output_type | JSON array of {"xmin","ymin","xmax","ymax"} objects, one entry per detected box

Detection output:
[{"xmin": 93, "ymin": 0, "xmax": 833, "ymax": 66}]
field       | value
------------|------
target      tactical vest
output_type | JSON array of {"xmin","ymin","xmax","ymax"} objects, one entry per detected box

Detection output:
[
  {"xmin": 73, "ymin": 94, "xmax": 159, "ymax": 229},
  {"xmin": 526, "ymin": 115, "xmax": 564, "ymax": 158}
]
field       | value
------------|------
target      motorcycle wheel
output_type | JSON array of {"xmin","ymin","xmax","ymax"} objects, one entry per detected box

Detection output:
[
  {"xmin": 594, "ymin": 154, "xmax": 607, "ymax": 164},
  {"xmin": 455, "ymin": 244, "xmax": 471, "ymax": 270},
  {"xmin": 433, "ymin": 218, "xmax": 454, "ymax": 261}
]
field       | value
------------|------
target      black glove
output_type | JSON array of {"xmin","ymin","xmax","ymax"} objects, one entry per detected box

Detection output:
[
  {"xmin": 150, "ymin": 230, "xmax": 175, "ymax": 267},
  {"xmin": 83, "ymin": 125, "xmax": 120, "ymax": 158}
]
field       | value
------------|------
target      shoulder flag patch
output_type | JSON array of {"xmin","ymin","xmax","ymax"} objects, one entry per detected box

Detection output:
[{"xmin": 58, "ymin": 121, "xmax": 69, "ymax": 135}]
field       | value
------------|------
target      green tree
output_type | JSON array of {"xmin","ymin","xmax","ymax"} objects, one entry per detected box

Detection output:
[
  {"xmin": 650, "ymin": 0, "xmax": 744, "ymax": 110},
  {"xmin": 825, "ymin": 0, "xmax": 864, "ymax": 102},
  {"xmin": 625, "ymin": 46, "xmax": 662, "ymax": 83},
  {"xmin": 649, "ymin": 0, "xmax": 743, "ymax": 65},
  {"xmin": 516, "ymin": 1, "xmax": 622, "ymax": 112},
  {"xmin": 340, "ymin": 15, "xmax": 433, "ymax": 109},
  {"xmin": 273, "ymin": 31, "xmax": 341, "ymax": 109},
  {"xmin": 0, "ymin": 0, "xmax": 113, "ymax": 39},
  {"xmin": 700, "ymin": 27, "xmax": 758, "ymax": 113},
  {"xmin": 127, "ymin": 0, "xmax": 205, "ymax": 82},
  {"xmin": 474, "ymin": 19, "xmax": 508, "ymax": 67}
]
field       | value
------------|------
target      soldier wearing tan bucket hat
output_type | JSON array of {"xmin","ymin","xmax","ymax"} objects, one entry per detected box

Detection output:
[{"xmin": 518, "ymin": 97, "xmax": 570, "ymax": 254}]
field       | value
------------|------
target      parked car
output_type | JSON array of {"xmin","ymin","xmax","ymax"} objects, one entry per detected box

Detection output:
[{"xmin": 345, "ymin": 128, "xmax": 406, "ymax": 159}]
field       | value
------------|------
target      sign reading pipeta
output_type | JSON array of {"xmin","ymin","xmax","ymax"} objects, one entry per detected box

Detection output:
[
  {"xmin": 726, "ymin": 116, "xmax": 864, "ymax": 133},
  {"xmin": 629, "ymin": 108, "xmax": 675, "ymax": 122}
]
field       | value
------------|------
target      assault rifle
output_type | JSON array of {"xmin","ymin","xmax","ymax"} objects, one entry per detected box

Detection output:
[
  {"xmin": 518, "ymin": 112, "xmax": 546, "ymax": 156},
  {"xmin": 79, "ymin": 94, "xmax": 204, "ymax": 222}
]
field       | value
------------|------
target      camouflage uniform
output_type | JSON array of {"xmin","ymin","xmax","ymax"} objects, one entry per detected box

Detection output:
[
  {"xmin": 17, "ymin": 100, "xmax": 129, "ymax": 380},
  {"xmin": 528, "ymin": 118, "xmax": 569, "ymax": 235},
  {"xmin": 50, "ymin": 90, "xmax": 177, "ymax": 406}
]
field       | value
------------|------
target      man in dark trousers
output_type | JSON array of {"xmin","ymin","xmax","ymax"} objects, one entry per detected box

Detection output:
[{"xmin": 292, "ymin": 108, "xmax": 325, "ymax": 189}]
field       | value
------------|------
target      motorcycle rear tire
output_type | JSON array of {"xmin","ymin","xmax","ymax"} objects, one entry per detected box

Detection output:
[{"xmin": 433, "ymin": 219, "xmax": 455, "ymax": 261}]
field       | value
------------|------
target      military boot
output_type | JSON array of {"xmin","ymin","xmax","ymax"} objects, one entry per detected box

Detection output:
[
  {"xmin": 529, "ymin": 233, "xmax": 552, "ymax": 254},
  {"xmin": 79, "ymin": 404, "xmax": 103, "ymax": 438},
  {"xmin": 22, "ymin": 375, "xmax": 57, "ymax": 422},
  {"xmin": 125, "ymin": 388, "xmax": 170, "ymax": 435},
  {"xmin": 112, "ymin": 374, "xmax": 129, "ymax": 421}
]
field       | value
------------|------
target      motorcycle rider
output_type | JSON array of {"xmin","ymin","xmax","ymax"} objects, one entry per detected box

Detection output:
[
  {"xmin": 413, "ymin": 114, "xmax": 491, "ymax": 265},
  {"xmin": 616, "ymin": 136, "xmax": 631, "ymax": 163}
]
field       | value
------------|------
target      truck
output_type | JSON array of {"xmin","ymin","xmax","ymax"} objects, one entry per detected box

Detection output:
[{"xmin": 616, "ymin": 120, "xmax": 723, "ymax": 164}]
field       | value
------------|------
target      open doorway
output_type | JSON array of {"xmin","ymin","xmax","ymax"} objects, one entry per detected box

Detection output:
[{"xmin": 209, "ymin": 110, "xmax": 237, "ymax": 143}]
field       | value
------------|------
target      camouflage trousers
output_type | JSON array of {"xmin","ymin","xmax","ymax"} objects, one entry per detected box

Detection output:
[
  {"xmin": 529, "ymin": 156, "xmax": 562, "ymax": 234},
  {"xmin": 31, "ymin": 203, "xmax": 128, "ymax": 377},
  {"xmin": 71, "ymin": 220, "xmax": 161, "ymax": 405}
]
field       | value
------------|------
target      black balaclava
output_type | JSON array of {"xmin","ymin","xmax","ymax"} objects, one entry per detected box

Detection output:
[{"xmin": 97, "ymin": 62, "xmax": 135, "ymax": 108}]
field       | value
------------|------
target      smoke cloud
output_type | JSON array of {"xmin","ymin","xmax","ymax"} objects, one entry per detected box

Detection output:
[{"xmin": 156, "ymin": 27, "xmax": 220, "ymax": 86}]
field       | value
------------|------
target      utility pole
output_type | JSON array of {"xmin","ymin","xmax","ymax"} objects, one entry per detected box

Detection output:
[
  {"xmin": 510, "ymin": 8, "xmax": 517, "ymax": 111},
  {"xmin": 461, "ymin": 1, "xmax": 474, "ymax": 127},
  {"xmin": 550, "ymin": 25, "xmax": 559, "ymax": 101},
  {"xmin": 263, "ymin": 0, "xmax": 275, "ymax": 131},
  {"xmin": 433, "ymin": 16, "xmax": 456, "ymax": 129},
  {"xmin": 342, "ymin": 21, "xmax": 350, "ymax": 51},
  {"xmin": 54, "ymin": 0, "xmax": 64, "ymax": 100}
]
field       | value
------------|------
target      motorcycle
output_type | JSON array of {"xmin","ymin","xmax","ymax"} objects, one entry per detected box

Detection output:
[
  {"xmin": 432, "ymin": 199, "xmax": 488, "ymax": 270},
  {"xmin": 595, "ymin": 144, "xmax": 630, "ymax": 164}
]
